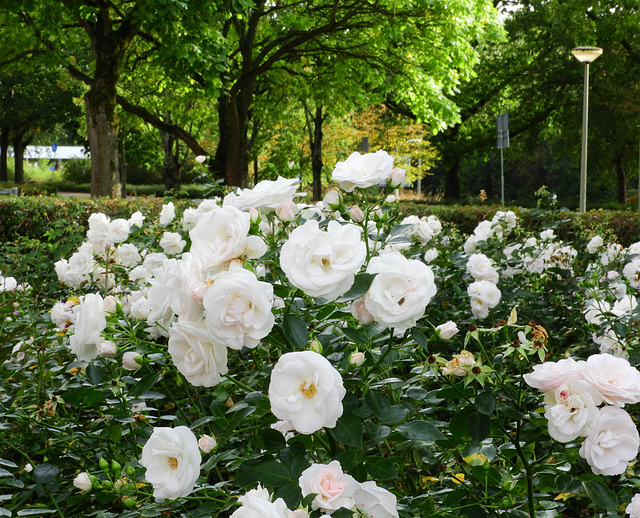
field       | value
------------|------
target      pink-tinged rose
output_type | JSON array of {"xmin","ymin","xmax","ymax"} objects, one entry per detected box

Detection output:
[
  {"xmin": 626, "ymin": 494, "xmax": 640, "ymax": 518},
  {"xmin": 73, "ymin": 472, "xmax": 92, "ymax": 491},
  {"xmin": 385, "ymin": 194, "xmax": 396, "ymax": 203},
  {"xmin": 581, "ymin": 353, "xmax": 640, "ymax": 406},
  {"xmin": 544, "ymin": 380, "xmax": 603, "ymax": 442},
  {"xmin": 435, "ymin": 321, "xmax": 459, "ymax": 340},
  {"xmin": 353, "ymin": 481, "xmax": 399, "ymax": 518},
  {"xmin": 299, "ymin": 461, "xmax": 358, "ymax": 512},
  {"xmin": 349, "ymin": 205, "xmax": 365, "ymax": 223},
  {"xmin": 351, "ymin": 298, "xmax": 374, "ymax": 325},
  {"xmin": 523, "ymin": 358, "xmax": 584, "ymax": 394},
  {"xmin": 103, "ymin": 296, "xmax": 118, "ymax": 314},
  {"xmin": 388, "ymin": 167, "xmax": 405, "ymax": 189},
  {"xmin": 122, "ymin": 351, "xmax": 142, "ymax": 371},
  {"xmin": 198, "ymin": 434, "xmax": 217, "ymax": 453},
  {"xmin": 275, "ymin": 201, "xmax": 299, "ymax": 222},
  {"xmin": 269, "ymin": 351, "xmax": 345, "ymax": 434},
  {"xmin": 579, "ymin": 406, "xmax": 639, "ymax": 476},
  {"xmin": 349, "ymin": 351, "xmax": 365, "ymax": 367},
  {"xmin": 97, "ymin": 339, "xmax": 117, "ymax": 358},
  {"xmin": 141, "ymin": 426, "xmax": 201, "ymax": 500}
]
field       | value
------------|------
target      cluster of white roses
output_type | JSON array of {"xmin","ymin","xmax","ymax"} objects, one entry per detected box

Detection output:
[
  {"xmin": 230, "ymin": 460, "xmax": 397, "ymax": 518},
  {"xmin": 524, "ymin": 353, "xmax": 640, "ymax": 475}
]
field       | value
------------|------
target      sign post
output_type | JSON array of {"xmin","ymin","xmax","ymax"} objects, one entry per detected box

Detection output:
[{"xmin": 497, "ymin": 113, "xmax": 510, "ymax": 205}]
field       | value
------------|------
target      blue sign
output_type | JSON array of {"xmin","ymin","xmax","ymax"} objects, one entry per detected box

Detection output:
[
  {"xmin": 49, "ymin": 165, "xmax": 55, "ymax": 171},
  {"xmin": 52, "ymin": 143, "xmax": 57, "ymax": 152}
]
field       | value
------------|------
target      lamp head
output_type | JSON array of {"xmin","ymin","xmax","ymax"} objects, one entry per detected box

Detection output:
[{"xmin": 571, "ymin": 46, "xmax": 603, "ymax": 64}]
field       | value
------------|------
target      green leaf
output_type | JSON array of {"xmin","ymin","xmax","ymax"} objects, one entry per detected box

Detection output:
[
  {"xmin": 582, "ymin": 480, "xmax": 618, "ymax": 510},
  {"xmin": 32, "ymin": 463, "xmax": 59, "ymax": 484},
  {"xmin": 17, "ymin": 510, "xmax": 58, "ymax": 516},
  {"xmin": 342, "ymin": 327, "xmax": 369, "ymax": 345},
  {"xmin": 380, "ymin": 405, "xmax": 408, "ymax": 425},
  {"xmin": 283, "ymin": 314, "xmax": 309, "ymax": 350},
  {"xmin": 474, "ymin": 391, "xmax": 497, "ymax": 415},
  {"xmin": 364, "ymin": 456, "xmax": 398, "ymax": 480},
  {"xmin": 411, "ymin": 329, "xmax": 429, "ymax": 351},
  {"xmin": 329, "ymin": 413, "xmax": 363, "ymax": 449},
  {"xmin": 252, "ymin": 461, "xmax": 290, "ymax": 487},
  {"xmin": 396, "ymin": 421, "xmax": 445, "ymax": 441},
  {"xmin": 335, "ymin": 273, "xmax": 376, "ymax": 302},
  {"xmin": 131, "ymin": 372, "xmax": 162, "ymax": 397},
  {"xmin": 86, "ymin": 364, "xmax": 103, "ymax": 385},
  {"xmin": 468, "ymin": 412, "xmax": 490, "ymax": 443}
]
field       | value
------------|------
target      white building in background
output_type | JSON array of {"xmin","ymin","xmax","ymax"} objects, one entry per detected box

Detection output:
[{"xmin": 22, "ymin": 146, "xmax": 90, "ymax": 160}]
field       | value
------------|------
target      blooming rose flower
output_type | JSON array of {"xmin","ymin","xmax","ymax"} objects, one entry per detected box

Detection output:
[
  {"xmin": 159, "ymin": 202, "xmax": 176, "ymax": 225},
  {"xmin": 424, "ymin": 248, "xmax": 439, "ymax": 263},
  {"xmin": 299, "ymin": 461, "xmax": 358, "ymax": 512},
  {"xmin": 190, "ymin": 206, "xmax": 266, "ymax": 276},
  {"xmin": 593, "ymin": 329, "xmax": 628, "ymax": 359},
  {"xmin": 400, "ymin": 215, "xmax": 442, "ymax": 245},
  {"xmin": 202, "ymin": 267, "xmax": 274, "ymax": 350},
  {"xmin": 86, "ymin": 213, "xmax": 111, "ymax": 250},
  {"xmin": 467, "ymin": 280, "xmax": 501, "ymax": 319},
  {"xmin": 523, "ymin": 358, "xmax": 585, "ymax": 394},
  {"xmin": 146, "ymin": 259, "xmax": 179, "ymax": 335},
  {"xmin": 223, "ymin": 176, "xmax": 300, "ymax": 213},
  {"xmin": 587, "ymin": 235, "xmax": 604, "ymax": 253},
  {"xmin": 122, "ymin": 351, "xmax": 142, "ymax": 371},
  {"xmin": 195, "ymin": 155, "xmax": 206, "ymax": 163},
  {"xmin": 331, "ymin": 150, "xmax": 394, "ymax": 192},
  {"xmin": 230, "ymin": 486, "xmax": 290, "ymax": 518},
  {"xmin": 160, "ymin": 232, "xmax": 187, "ymax": 255},
  {"xmin": 168, "ymin": 321, "xmax": 228, "ymax": 387},
  {"xmin": 584, "ymin": 299, "xmax": 611, "ymax": 325},
  {"xmin": 466, "ymin": 254, "xmax": 499, "ymax": 284},
  {"xmin": 141, "ymin": 426, "xmax": 201, "ymax": 500},
  {"xmin": 623, "ymin": 258, "xmax": 640, "ymax": 288},
  {"xmin": 128, "ymin": 210, "xmax": 145, "ymax": 227},
  {"xmin": 353, "ymin": 481, "xmax": 399, "ymax": 518},
  {"xmin": 50, "ymin": 300, "xmax": 76, "ymax": 330},
  {"xmin": 0, "ymin": 275, "xmax": 17, "ymax": 292},
  {"xmin": 107, "ymin": 218, "xmax": 130, "ymax": 244},
  {"xmin": 544, "ymin": 380, "xmax": 603, "ymax": 442},
  {"xmin": 269, "ymin": 351, "xmax": 345, "ymax": 434},
  {"xmin": 364, "ymin": 252, "xmax": 437, "ymax": 332},
  {"xmin": 69, "ymin": 293, "xmax": 106, "ymax": 362},
  {"xmin": 73, "ymin": 472, "xmax": 92, "ymax": 491},
  {"xmin": 435, "ymin": 321, "xmax": 459, "ymax": 340},
  {"xmin": 581, "ymin": 353, "xmax": 640, "ymax": 406},
  {"xmin": 280, "ymin": 219, "xmax": 366, "ymax": 300},
  {"xmin": 579, "ymin": 406, "xmax": 639, "ymax": 476},
  {"xmin": 626, "ymin": 494, "xmax": 640, "ymax": 518}
]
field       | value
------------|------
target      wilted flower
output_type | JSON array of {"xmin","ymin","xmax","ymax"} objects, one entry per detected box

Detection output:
[{"xmin": 442, "ymin": 350, "xmax": 476, "ymax": 376}]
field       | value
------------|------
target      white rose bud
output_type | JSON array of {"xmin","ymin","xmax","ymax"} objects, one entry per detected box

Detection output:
[
  {"xmin": 424, "ymin": 248, "xmax": 439, "ymax": 263},
  {"xmin": 97, "ymin": 340, "xmax": 117, "ymax": 358},
  {"xmin": 385, "ymin": 194, "xmax": 397, "ymax": 203},
  {"xmin": 349, "ymin": 351, "xmax": 365, "ymax": 367},
  {"xmin": 323, "ymin": 190, "xmax": 341, "ymax": 210},
  {"xmin": 122, "ymin": 351, "xmax": 142, "ymax": 371},
  {"xmin": 349, "ymin": 205, "xmax": 365, "ymax": 223},
  {"xmin": 436, "ymin": 321, "xmax": 459, "ymax": 340},
  {"xmin": 195, "ymin": 155, "xmax": 206, "ymax": 164},
  {"xmin": 249, "ymin": 207, "xmax": 260, "ymax": 223},
  {"xmin": 73, "ymin": 472, "xmax": 93, "ymax": 491},
  {"xmin": 103, "ymin": 296, "xmax": 118, "ymax": 314},
  {"xmin": 24, "ymin": 463, "xmax": 33, "ymax": 473},
  {"xmin": 389, "ymin": 167, "xmax": 406, "ymax": 188},
  {"xmin": 198, "ymin": 435, "xmax": 217, "ymax": 453},
  {"xmin": 275, "ymin": 201, "xmax": 299, "ymax": 222}
]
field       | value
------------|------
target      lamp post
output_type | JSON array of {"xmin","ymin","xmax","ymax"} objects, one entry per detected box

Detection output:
[{"xmin": 571, "ymin": 46, "xmax": 602, "ymax": 213}]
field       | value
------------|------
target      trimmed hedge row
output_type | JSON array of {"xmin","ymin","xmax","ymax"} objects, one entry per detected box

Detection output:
[{"xmin": 1, "ymin": 196, "xmax": 640, "ymax": 246}]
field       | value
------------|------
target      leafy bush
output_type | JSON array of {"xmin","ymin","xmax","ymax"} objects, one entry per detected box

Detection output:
[{"xmin": 62, "ymin": 158, "xmax": 91, "ymax": 183}]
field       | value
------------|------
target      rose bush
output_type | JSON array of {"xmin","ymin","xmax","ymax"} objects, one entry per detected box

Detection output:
[{"xmin": 4, "ymin": 152, "xmax": 640, "ymax": 517}]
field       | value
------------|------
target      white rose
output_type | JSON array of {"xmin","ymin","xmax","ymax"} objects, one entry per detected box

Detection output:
[
  {"xmin": 223, "ymin": 176, "xmax": 300, "ymax": 213},
  {"xmin": 143, "ymin": 252, "xmax": 169, "ymax": 273},
  {"xmin": 280, "ymin": 219, "xmax": 366, "ymax": 300},
  {"xmin": 299, "ymin": 461, "xmax": 358, "ymax": 512},
  {"xmin": 190, "ymin": 206, "xmax": 266, "ymax": 275},
  {"xmin": 424, "ymin": 248, "xmax": 439, "ymax": 263},
  {"xmin": 107, "ymin": 218, "xmax": 130, "ymax": 243},
  {"xmin": 364, "ymin": 252, "xmax": 437, "ymax": 332},
  {"xmin": 612, "ymin": 295, "xmax": 638, "ymax": 317},
  {"xmin": 584, "ymin": 299, "xmax": 611, "ymax": 325},
  {"xmin": 353, "ymin": 481, "xmax": 399, "ymax": 518},
  {"xmin": 587, "ymin": 235, "xmax": 604, "ymax": 253},
  {"xmin": 230, "ymin": 486, "xmax": 290, "ymax": 518},
  {"xmin": 322, "ymin": 190, "xmax": 341, "ymax": 210},
  {"xmin": 331, "ymin": 150, "xmax": 394, "ymax": 192},
  {"xmin": 68, "ymin": 250, "xmax": 94, "ymax": 276},
  {"xmin": 198, "ymin": 435, "xmax": 217, "ymax": 454},
  {"xmin": 116, "ymin": 243, "xmax": 142, "ymax": 267},
  {"xmin": 69, "ymin": 293, "xmax": 106, "ymax": 362},
  {"xmin": 146, "ymin": 259, "xmax": 178, "ymax": 335},
  {"xmin": 349, "ymin": 351, "xmax": 365, "ymax": 367},
  {"xmin": 203, "ymin": 267, "xmax": 274, "ymax": 350},
  {"xmin": 162, "ymin": 253, "xmax": 205, "ymax": 322},
  {"xmin": 141, "ymin": 426, "xmax": 201, "ymax": 500},
  {"xmin": 122, "ymin": 351, "xmax": 142, "ymax": 371},
  {"xmin": 50, "ymin": 300, "xmax": 76, "ymax": 330},
  {"xmin": 0, "ymin": 275, "xmax": 18, "ymax": 292},
  {"xmin": 351, "ymin": 298, "xmax": 374, "ymax": 325},
  {"xmin": 128, "ymin": 210, "xmax": 145, "ymax": 227},
  {"xmin": 73, "ymin": 472, "xmax": 92, "ymax": 491},
  {"xmin": 275, "ymin": 201, "xmax": 299, "ymax": 222},
  {"xmin": 129, "ymin": 265, "xmax": 151, "ymax": 284},
  {"xmin": 388, "ymin": 167, "xmax": 405, "ymax": 188},
  {"xmin": 544, "ymin": 380, "xmax": 603, "ymax": 442},
  {"xmin": 97, "ymin": 339, "xmax": 117, "ymax": 358},
  {"xmin": 435, "ymin": 321, "xmax": 459, "ymax": 340},
  {"xmin": 269, "ymin": 351, "xmax": 345, "ymax": 434},
  {"xmin": 159, "ymin": 202, "xmax": 176, "ymax": 225},
  {"xmin": 168, "ymin": 321, "xmax": 228, "ymax": 387},
  {"xmin": 581, "ymin": 353, "xmax": 640, "ymax": 406},
  {"xmin": 593, "ymin": 329, "xmax": 628, "ymax": 359},
  {"xmin": 579, "ymin": 406, "xmax": 639, "ymax": 476},
  {"xmin": 466, "ymin": 254, "xmax": 499, "ymax": 284},
  {"xmin": 623, "ymin": 258, "xmax": 640, "ymax": 288},
  {"xmin": 626, "ymin": 494, "xmax": 640, "ymax": 518},
  {"xmin": 86, "ymin": 213, "xmax": 111, "ymax": 250},
  {"xmin": 467, "ymin": 280, "xmax": 501, "ymax": 319},
  {"xmin": 160, "ymin": 231, "xmax": 187, "ymax": 255},
  {"xmin": 523, "ymin": 358, "xmax": 585, "ymax": 394},
  {"xmin": 349, "ymin": 205, "xmax": 365, "ymax": 223},
  {"xmin": 540, "ymin": 229, "xmax": 556, "ymax": 241}
]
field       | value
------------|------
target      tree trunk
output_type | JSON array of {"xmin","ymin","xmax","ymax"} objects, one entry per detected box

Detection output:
[
  {"xmin": 615, "ymin": 153, "xmax": 627, "ymax": 204},
  {"xmin": 119, "ymin": 134, "xmax": 127, "ymax": 198},
  {"xmin": 444, "ymin": 155, "xmax": 461, "ymax": 200},
  {"xmin": 310, "ymin": 107, "xmax": 324, "ymax": 202},
  {"xmin": 13, "ymin": 132, "xmax": 25, "ymax": 185},
  {"xmin": 162, "ymin": 112, "xmax": 181, "ymax": 191},
  {"xmin": 0, "ymin": 128, "xmax": 8, "ymax": 182}
]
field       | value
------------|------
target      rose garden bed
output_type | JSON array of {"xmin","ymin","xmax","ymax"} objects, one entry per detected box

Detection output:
[{"xmin": 2, "ymin": 151, "xmax": 640, "ymax": 518}]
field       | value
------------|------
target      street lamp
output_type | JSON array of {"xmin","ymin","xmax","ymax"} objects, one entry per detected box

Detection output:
[{"xmin": 571, "ymin": 46, "xmax": 602, "ymax": 213}]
